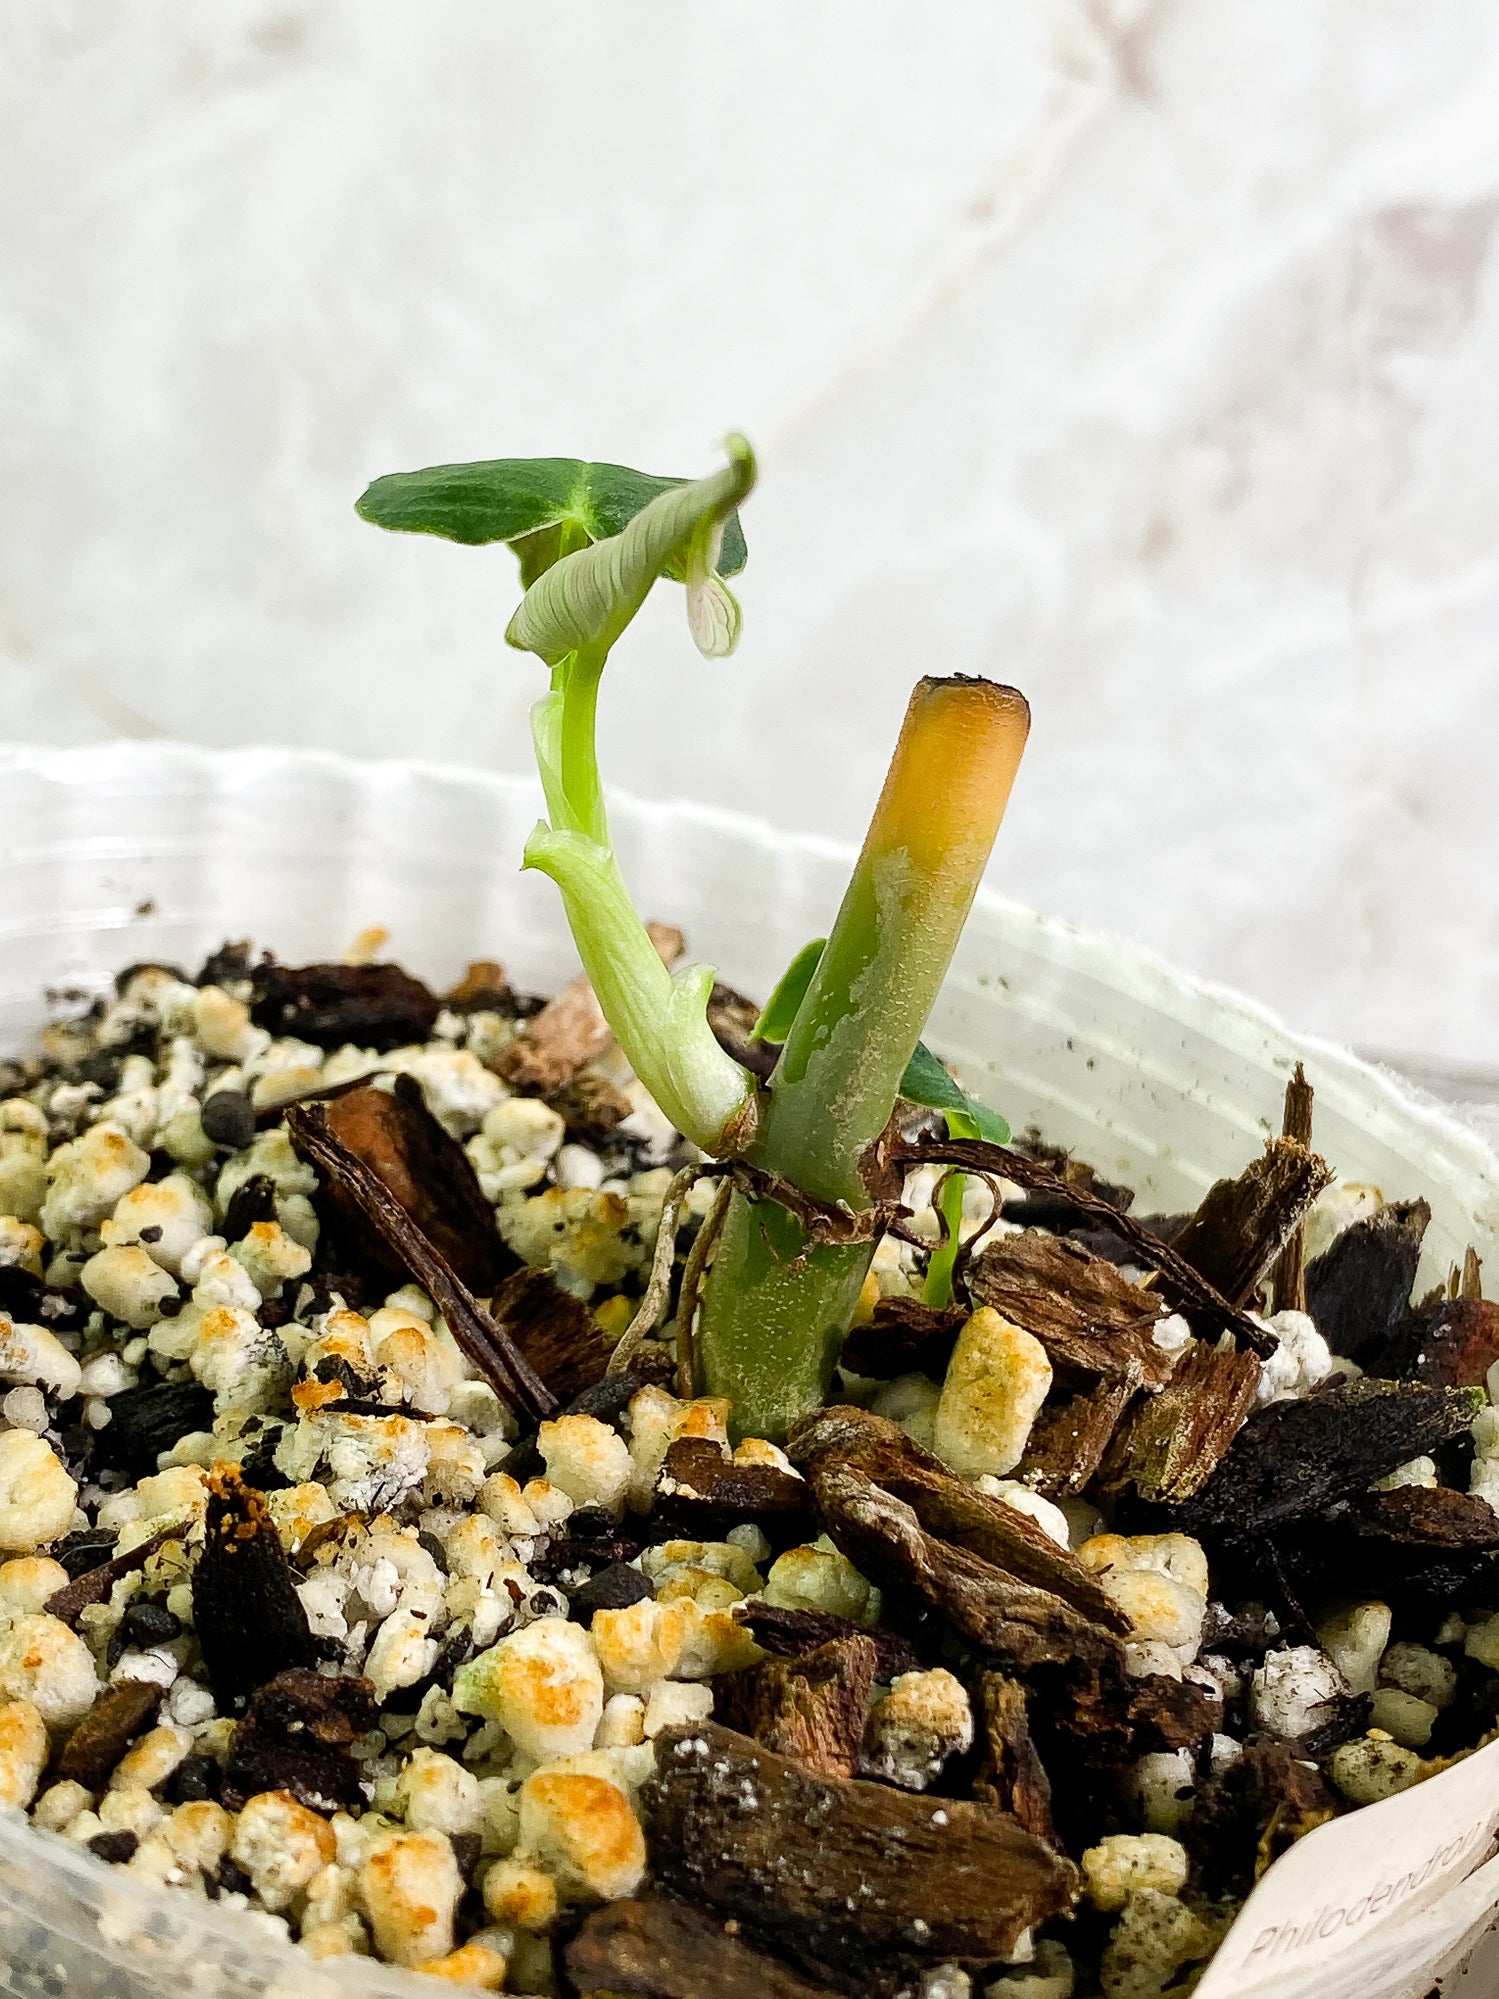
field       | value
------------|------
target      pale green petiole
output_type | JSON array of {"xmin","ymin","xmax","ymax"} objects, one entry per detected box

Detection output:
[
  {"xmin": 522, "ymin": 822, "xmax": 754, "ymax": 1154},
  {"xmin": 507, "ymin": 440, "xmax": 760, "ymax": 1155}
]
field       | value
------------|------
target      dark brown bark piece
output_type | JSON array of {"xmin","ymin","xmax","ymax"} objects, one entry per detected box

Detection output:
[
  {"xmin": 1172, "ymin": 1137, "xmax": 1332, "ymax": 1309},
  {"xmin": 288, "ymin": 1102, "xmax": 557, "ymax": 1422},
  {"xmin": 1346, "ymin": 1484, "xmax": 1499, "ymax": 1548},
  {"xmin": 46, "ymin": 1528, "xmax": 174, "ymax": 1626},
  {"xmin": 250, "ymin": 959, "xmax": 440, "ymax": 1052},
  {"xmin": 801, "ymin": 1458, "xmax": 1124, "ymax": 1674},
  {"xmin": 1271, "ymin": 1066, "xmax": 1315, "ymax": 1315},
  {"xmin": 498, "ymin": 921, "xmax": 684, "ymax": 1093},
  {"xmin": 192, "ymin": 1467, "xmax": 318, "ymax": 1714},
  {"xmin": 56, "ymin": 1681, "xmax": 164, "ymax": 1789},
  {"xmin": 1305, "ymin": 1201, "xmax": 1431, "ymax": 1370},
  {"xmin": 546, "ymin": 1067, "xmax": 634, "ymax": 1147},
  {"xmin": 839, "ymin": 1296, "xmax": 965, "ymax": 1382},
  {"xmin": 493, "ymin": 1265, "xmax": 612, "ymax": 1402},
  {"xmin": 566, "ymin": 1895, "xmax": 844, "ymax": 1999},
  {"xmin": 707, "ymin": 983, "xmax": 778, "ymax": 1082},
  {"xmin": 444, "ymin": 959, "xmax": 511, "ymax": 1011},
  {"xmin": 1404, "ymin": 1297, "xmax": 1499, "ymax": 1390},
  {"xmin": 789, "ymin": 1406, "xmax": 1128, "ymax": 1633},
  {"xmin": 317, "ymin": 1077, "xmax": 510, "ymax": 1293},
  {"xmin": 1046, "ymin": 1663, "xmax": 1220, "ymax": 1773},
  {"xmin": 715, "ymin": 1637, "xmax": 879, "ymax": 1779},
  {"xmin": 195, "ymin": 940, "xmax": 252, "ymax": 987},
  {"xmin": 1125, "ymin": 1672, "xmax": 1224, "ymax": 1753},
  {"xmin": 965, "ymin": 1230, "xmax": 1173, "ymax": 1389},
  {"xmin": 1067, "ymin": 1217, "xmax": 1190, "ymax": 1267},
  {"xmin": 222, "ymin": 1668, "xmax": 378, "ymax": 1813},
  {"xmin": 1188, "ymin": 1739, "xmax": 1336, "ymax": 1897},
  {"xmin": 532, "ymin": 1530, "xmax": 650, "ymax": 1587},
  {"xmin": 1274, "ymin": 1488, "xmax": 1499, "ymax": 1610},
  {"xmin": 655, "ymin": 1437, "xmax": 815, "ymax": 1543},
  {"xmin": 1102, "ymin": 1340, "xmax": 1263, "ymax": 1503},
  {"xmin": 1019, "ymin": 1381, "xmax": 1136, "ymax": 1496},
  {"xmin": 973, "ymin": 1672, "xmax": 1056, "ymax": 1845},
  {"xmin": 643, "ymin": 1721, "xmax": 1078, "ymax": 1969},
  {"xmin": 1170, "ymin": 1378, "xmax": 1483, "ymax": 1540},
  {"xmin": 732, "ymin": 1601, "xmax": 924, "ymax": 1682},
  {"xmin": 895, "ymin": 1133, "xmax": 1276, "ymax": 1355}
]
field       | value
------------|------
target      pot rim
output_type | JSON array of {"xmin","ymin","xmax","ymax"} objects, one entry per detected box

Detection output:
[{"xmin": 2, "ymin": 735, "xmax": 1492, "ymax": 1199}]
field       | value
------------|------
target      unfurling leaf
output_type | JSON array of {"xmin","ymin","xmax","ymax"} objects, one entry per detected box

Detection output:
[
  {"xmin": 900, "ymin": 1041, "xmax": 1010, "ymax": 1145},
  {"xmin": 751, "ymin": 938, "xmax": 827, "ymax": 1044},
  {"xmin": 506, "ymin": 435, "xmax": 756, "ymax": 665}
]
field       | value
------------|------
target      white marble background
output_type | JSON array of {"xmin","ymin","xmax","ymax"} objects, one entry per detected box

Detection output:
[{"xmin": 1, "ymin": 1, "xmax": 1498, "ymax": 1066}]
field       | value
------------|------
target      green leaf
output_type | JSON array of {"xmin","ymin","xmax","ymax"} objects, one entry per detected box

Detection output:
[
  {"xmin": 751, "ymin": 938, "xmax": 826, "ymax": 1043},
  {"xmin": 899, "ymin": 1041, "xmax": 1011, "ymax": 1145},
  {"xmin": 505, "ymin": 436, "xmax": 756, "ymax": 665},
  {"xmin": 356, "ymin": 454, "xmax": 748, "ymax": 578}
]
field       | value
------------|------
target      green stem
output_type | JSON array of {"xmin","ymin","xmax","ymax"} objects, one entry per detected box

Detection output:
[
  {"xmin": 699, "ymin": 1193, "xmax": 871, "ymax": 1442},
  {"xmin": 922, "ymin": 1169, "xmax": 966, "ymax": 1310},
  {"xmin": 699, "ymin": 676, "xmax": 1030, "ymax": 1435},
  {"xmin": 523, "ymin": 825, "xmax": 753, "ymax": 1153}
]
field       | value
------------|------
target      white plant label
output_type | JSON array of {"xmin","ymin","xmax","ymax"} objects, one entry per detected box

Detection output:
[{"xmin": 1197, "ymin": 1736, "xmax": 1499, "ymax": 1998}]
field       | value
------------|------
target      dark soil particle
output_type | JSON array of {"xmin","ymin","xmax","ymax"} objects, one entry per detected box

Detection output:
[
  {"xmin": 51, "ymin": 1528, "xmax": 119, "ymax": 1580},
  {"xmin": 91, "ymin": 1382, "xmax": 216, "ymax": 1478},
  {"xmin": 0, "ymin": 1266, "xmax": 87, "ymax": 1335},
  {"xmin": 87, "ymin": 1831, "xmax": 140, "ymax": 1865},
  {"xmin": 210, "ymin": 1858, "xmax": 255, "ymax": 1900},
  {"xmin": 162, "ymin": 1754, "xmax": 223, "ymax": 1806},
  {"xmin": 122, "ymin": 1600, "xmax": 182, "ymax": 1648},
  {"xmin": 383, "ymin": 1626, "xmax": 475, "ymax": 1716},
  {"xmin": 220, "ymin": 1172, "xmax": 278, "ymax": 1243},
  {"xmin": 566, "ymin": 1562, "xmax": 657, "ymax": 1619},
  {"xmin": 200, "ymin": 1089, "xmax": 256, "ymax": 1150}
]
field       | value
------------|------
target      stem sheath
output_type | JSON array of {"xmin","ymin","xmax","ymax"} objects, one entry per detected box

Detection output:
[
  {"xmin": 752, "ymin": 675, "xmax": 1030, "ymax": 1204},
  {"xmin": 699, "ymin": 675, "xmax": 1030, "ymax": 1434}
]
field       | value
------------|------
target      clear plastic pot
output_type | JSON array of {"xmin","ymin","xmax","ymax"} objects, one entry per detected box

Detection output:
[{"xmin": 0, "ymin": 741, "xmax": 1494, "ymax": 1999}]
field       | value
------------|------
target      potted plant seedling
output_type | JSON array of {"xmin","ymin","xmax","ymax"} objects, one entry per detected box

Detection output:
[{"xmin": 357, "ymin": 437, "xmax": 1028, "ymax": 1438}]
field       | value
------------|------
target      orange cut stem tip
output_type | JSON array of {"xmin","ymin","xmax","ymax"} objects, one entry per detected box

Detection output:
[{"xmin": 864, "ymin": 676, "xmax": 1030, "ymax": 882}]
